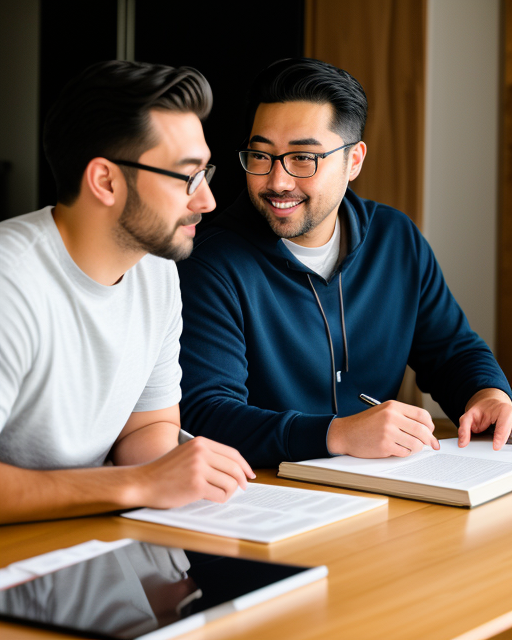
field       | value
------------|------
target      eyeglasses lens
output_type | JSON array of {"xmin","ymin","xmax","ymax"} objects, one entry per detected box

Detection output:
[
  {"xmin": 187, "ymin": 165, "xmax": 216, "ymax": 195},
  {"xmin": 284, "ymin": 154, "xmax": 316, "ymax": 177},
  {"xmin": 205, "ymin": 165, "xmax": 215, "ymax": 184},
  {"xmin": 188, "ymin": 170, "xmax": 205, "ymax": 195},
  {"xmin": 242, "ymin": 151, "xmax": 271, "ymax": 174},
  {"xmin": 241, "ymin": 151, "xmax": 316, "ymax": 177}
]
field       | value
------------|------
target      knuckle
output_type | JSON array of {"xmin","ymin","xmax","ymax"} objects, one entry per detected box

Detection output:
[
  {"xmin": 420, "ymin": 412, "xmax": 434, "ymax": 430},
  {"xmin": 226, "ymin": 476, "xmax": 239, "ymax": 494},
  {"xmin": 192, "ymin": 436, "xmax": 207, "ymax": 450},
  {"xmin": 383, "ymin": 406, "xmax": 396, "ymax": 420},
  {"xmin": 419, "ymin": 425, "xmax": 432, "ymax": 439},
  {"xmin": 220, "ymin": 479, "xmax": 238, "ymax": 503},
  {"xmin": 217, "ymin": 491, "xmax": 230, "ymax": 504}
]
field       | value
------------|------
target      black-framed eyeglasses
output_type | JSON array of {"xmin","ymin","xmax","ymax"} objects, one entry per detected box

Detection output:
[
  {"xmin": 108, "ymin": 159, "xmax": 216, "ymax": 195},
  {"xmin": 238, "ymin": 143, "xmax": 358, "ymax": 178}
]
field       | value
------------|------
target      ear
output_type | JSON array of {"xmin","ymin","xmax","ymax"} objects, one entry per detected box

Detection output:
[
  {"xmin": 84, "ymin": 158, "xmax": 125, "ymax": 207},
  {"xmin": 348, "ymin": 141, "xmax": 367, "ymax": 182}
]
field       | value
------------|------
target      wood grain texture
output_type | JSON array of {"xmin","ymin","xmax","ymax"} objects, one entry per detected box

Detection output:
[
  {"xmin": 304, "ymin": 0, "xmax": 426, "ymax": 409},
  {"xmin": 305, "ymin": 0, "xmax": 426, "ymax": 228},
  {"xmin": 0, "ymin": 470, "xmax": 510, "ymax": 640}
]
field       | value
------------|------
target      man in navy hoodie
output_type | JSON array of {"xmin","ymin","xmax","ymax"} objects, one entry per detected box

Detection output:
[{"xmin": 177, "ymin": 58, "xmax": 512, "ymax": 468}]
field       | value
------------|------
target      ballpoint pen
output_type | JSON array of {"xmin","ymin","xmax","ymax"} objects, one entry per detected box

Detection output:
[
  {"xmin": 178, "ymin": 429, "xmax": 195, "ymax": 444},
  {"xmin": 359, "ymin": 391, "xmax": 448, "ymax": 451},
  {"xmin": 359, "ymin": 393, "xmax": 381, "ymax": 407}
]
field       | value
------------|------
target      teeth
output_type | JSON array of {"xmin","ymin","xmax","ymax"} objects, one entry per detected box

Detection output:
[{"xmin": 270, "ymin": 200, "xmax": 301, "ymax": 209}]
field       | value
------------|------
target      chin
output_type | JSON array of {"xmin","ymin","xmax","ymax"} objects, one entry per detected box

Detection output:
[
  {"xmin": 265, "ymin": 214, "xmax": 300, "ymax": 238},
  {"xmin": 149, "ymin": 238, "xmax": 193, "ymax": 262}
]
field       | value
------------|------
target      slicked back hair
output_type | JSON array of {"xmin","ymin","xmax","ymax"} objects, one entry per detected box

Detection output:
[
  {"xmin": 44, "ymin": 60, "xmax": 213, "ymax": 205},
  {"xmin": 245, "ymin": 58, "xmax": 367, "ymax": 145}
]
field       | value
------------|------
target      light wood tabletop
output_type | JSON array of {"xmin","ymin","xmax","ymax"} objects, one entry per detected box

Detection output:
[{"xmin": 1, "ymin": 426, "xmax": 511, "ymax": 640}]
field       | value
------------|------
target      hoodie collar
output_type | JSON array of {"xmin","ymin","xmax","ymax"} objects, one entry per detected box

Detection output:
[{"xmin": 200, "ymin": 187, "xmax": 373, "ymax": 275}]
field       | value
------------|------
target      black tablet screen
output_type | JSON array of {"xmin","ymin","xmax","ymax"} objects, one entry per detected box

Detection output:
[{"xmin": 0, "ymin": 541, "xmax": 310, "ymax": 639}]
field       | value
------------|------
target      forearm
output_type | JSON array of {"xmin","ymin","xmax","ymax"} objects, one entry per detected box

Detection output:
[
  {"xmin": 0, "ymin": 461, "xmax": 143, "ymax": 525},
  {"xmin": 111, "ymin": 421, "xmax": 180, "ymax": 465},
  {"xmin": 183, "ymin": 398, "xmax": 332, "ymax": 467},
  {"xmin": 0, "ymin": 434, "xmax": 256, "ymax": 524}
]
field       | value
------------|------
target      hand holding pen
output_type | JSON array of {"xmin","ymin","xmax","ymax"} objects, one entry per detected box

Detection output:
[{"xmin": 326, "ymin": 394, "xmax": 440, "ymax": 458}]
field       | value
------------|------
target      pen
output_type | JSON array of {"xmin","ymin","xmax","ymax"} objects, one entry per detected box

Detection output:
[
  {"xmin": 178, "ymin": 429, "xmax": 195, "ymax": 444},
  {"xmin": 359, "ymin": 393, "xmax": 381, "ymax": 407},
  {"xmin": 359, "ymin": 393, "xmax": 442, "ymax": 451}
]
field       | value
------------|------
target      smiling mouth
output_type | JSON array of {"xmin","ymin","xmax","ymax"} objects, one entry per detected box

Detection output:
[
  {"xmin": 269, "ymin": 199, "xmax": 303, "ymax": 209},
  {"xmin": 262, "ymin": 194, "xmax": 307, "ymax": 213}
]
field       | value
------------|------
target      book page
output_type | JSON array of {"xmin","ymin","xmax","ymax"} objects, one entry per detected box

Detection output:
[
  {"xmin": 292, "ymin": 439, "xmax": 512, "ymax": 490},
  {"xmin": 383, "ymin": 453, "xmax": 512, "ymax": 486},
  {"xmin": 122, "ymin": 483, "xmax": 386, "ymax": 543}
]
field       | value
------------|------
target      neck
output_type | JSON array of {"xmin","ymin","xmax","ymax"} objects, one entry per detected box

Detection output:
[
  {"xmin": 288, "ymin": 208, "xmax": 339, "ymax": 248},
  {"xmin": 53, "ymin": 201, "xmax": 145, "ymax": 286}
]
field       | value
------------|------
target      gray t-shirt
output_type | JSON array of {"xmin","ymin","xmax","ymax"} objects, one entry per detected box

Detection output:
[{"xmin": 0, "ymin": 208, "xmax": 182, "ymax": 469}]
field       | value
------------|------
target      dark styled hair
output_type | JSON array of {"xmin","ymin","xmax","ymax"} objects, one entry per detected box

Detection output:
[
  {"xmin": 245, "ymin": 57, "xmax": 367, "ymax": 144},
  {"xmin": 44, "ymin": 60, "xmax": 213, "ymax": 205}
]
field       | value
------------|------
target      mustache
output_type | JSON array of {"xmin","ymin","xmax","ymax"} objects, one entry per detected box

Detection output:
[
  {"xmin": 259, "ymin": 191, "xmax": 307, "ymax": 201},
  {"xmin": 177, "ymin": 213, "xmax": 202, "ymax": 227}
]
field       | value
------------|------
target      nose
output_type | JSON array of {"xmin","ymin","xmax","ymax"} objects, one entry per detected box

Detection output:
[
  {"xmin": 189, "ymin": 179, "xmax": 216, "ymax": 214},
  {"xmin": 266, "ymin": 158, "xmax": 296, "ymax": 193}
]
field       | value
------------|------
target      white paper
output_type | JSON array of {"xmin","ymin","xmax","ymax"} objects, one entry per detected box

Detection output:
[
  {"xmin": 383, "ymin": 453, "xmax": 512, "ymax": 485},
  {"xmin": 0, "ymin": 539, "xmax": 133, "ymax": 589},
  {"xmin": 122, "ymin": 482, "xmax": 386, "ymax": 543},
  {"xmin": 296, "ymin": 438, "xmax": 512, "ymax": 489}
]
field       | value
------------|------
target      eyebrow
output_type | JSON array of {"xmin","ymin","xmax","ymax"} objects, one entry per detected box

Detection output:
[
  {"xmin": 249, "ymin": 135, "xmax": 323, "ymax": 146},
  {"xmin": 175, "ymin": 157, "xmax": 206, "ymax": 167},
  {"xmin": 249, "ymin": 135, "xmax": 272, "ymax": 145},
  {"xmin": 288, "ymin": 138, "xmax": 322, "ymax": 146}
]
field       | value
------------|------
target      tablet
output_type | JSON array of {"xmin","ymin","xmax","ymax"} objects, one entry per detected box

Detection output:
[{"xmin": 0, "ymin": 540, "xmax": 327, "ymax": 639}]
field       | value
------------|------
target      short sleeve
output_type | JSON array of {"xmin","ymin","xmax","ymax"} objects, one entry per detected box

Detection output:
[
  {"xmin": 132, "ymin": 264, "xmax": 183, "ymax": 412},
  {"xmin": 0, "ymin": 273, "xmax": 39, "ymax": 431}
]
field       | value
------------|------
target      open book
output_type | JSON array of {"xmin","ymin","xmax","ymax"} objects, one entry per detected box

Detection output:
[
  {"xmin": 278, "ymin": 438, "xmax": 512, "ymax": 508},
  {"xmin": 122, "ymin": 482, "xmax": 386, "ymax": 543}
]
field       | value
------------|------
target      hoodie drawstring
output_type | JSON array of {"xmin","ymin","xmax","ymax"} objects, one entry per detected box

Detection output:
[
  {"xmin": 307, "ymin": 273, "xmax": 349, "ymax": 415},
  {"xmin": 338, "ymin": 273, "xmax": 349, "ymax": 372}
]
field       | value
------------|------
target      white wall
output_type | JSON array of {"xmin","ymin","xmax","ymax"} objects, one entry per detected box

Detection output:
[
  {"xmin": 0, "ymin": 0, "xmax": 40, "ymax": 218},
  {"xmin": 423, "ymin": 0, "xmax": 500, "ymax": 417}
]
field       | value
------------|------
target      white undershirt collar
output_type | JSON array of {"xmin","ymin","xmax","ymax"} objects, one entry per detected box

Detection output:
[{"xmin": 282, "ymin": 217, "xmax": 340, "ymax": 279}]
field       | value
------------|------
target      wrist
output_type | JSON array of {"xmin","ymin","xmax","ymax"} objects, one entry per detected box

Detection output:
[
  {"xmin": 115, "ymin": 464, "xmax": 150, "ymax": 510},
  {"xmin": 327, "ymin": 417, "xmax": 347, "ymax": 455},
  {"xmin": 465, "ymin": 388, "xmax": 512, "ymax": 412}
]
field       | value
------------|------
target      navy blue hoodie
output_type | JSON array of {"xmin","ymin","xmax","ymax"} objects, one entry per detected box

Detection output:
[{"xmin": 177, "ymin": 189, "xmax": 511, "ymax": 467}]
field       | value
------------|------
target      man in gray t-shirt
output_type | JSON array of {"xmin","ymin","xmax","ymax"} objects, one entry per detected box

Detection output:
[{"xmin": 0, "ymin": 61, "xmax": 254, "ymax": 525}]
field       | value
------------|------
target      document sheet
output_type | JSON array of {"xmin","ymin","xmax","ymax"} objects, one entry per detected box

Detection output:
[{"xmin": 122, "ymin": 482, "xmax": 386, "ymax": 543}]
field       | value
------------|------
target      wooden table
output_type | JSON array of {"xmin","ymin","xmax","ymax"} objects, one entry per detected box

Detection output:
[{"xmin": 1, "ymin": 426, "xmax": 511, "ymax": 640}]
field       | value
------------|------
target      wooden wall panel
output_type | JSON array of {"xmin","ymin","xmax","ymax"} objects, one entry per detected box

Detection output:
[
  {"xmin": 497, "ymin": 0, "xmax": 512, "ymax": 380},
  {"xmin": 305, "ymin": 0, "xmax": 426, "ymax": 228},
  {"xmin": 305, "ymin": 0, "xmax": 426, "ymax": 406}
]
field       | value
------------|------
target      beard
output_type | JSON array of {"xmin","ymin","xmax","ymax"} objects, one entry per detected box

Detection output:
[
  {"xmin": 114, "ymin": 181, "xmax": 200, "ymax": 262},
  {"xmin": 247, "ymin": 188, "xmax": 341, "ymax": 240}
]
